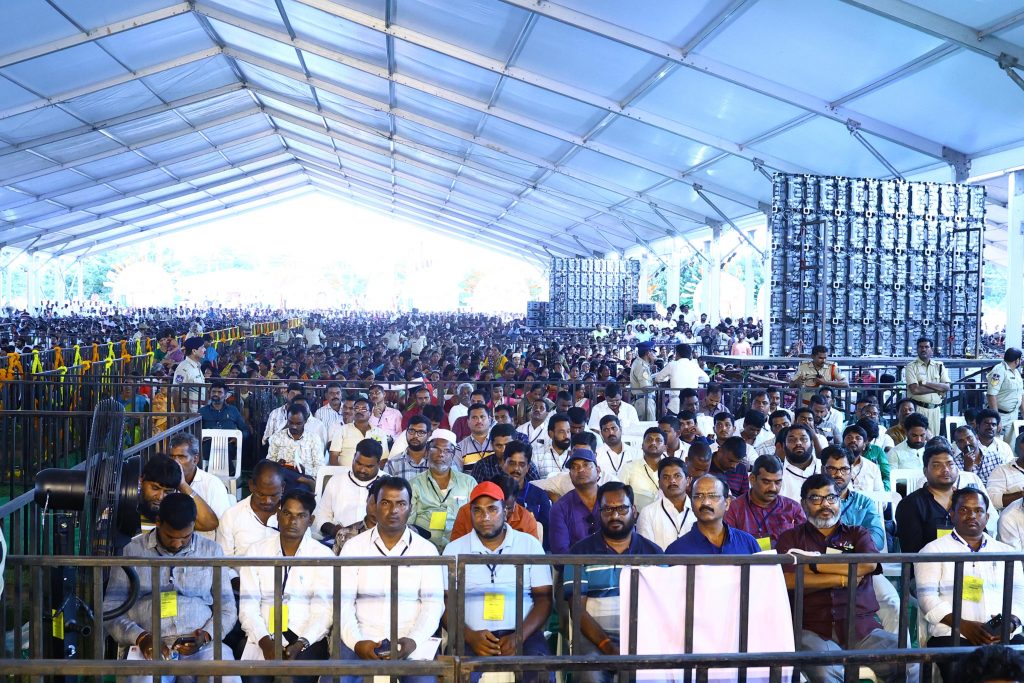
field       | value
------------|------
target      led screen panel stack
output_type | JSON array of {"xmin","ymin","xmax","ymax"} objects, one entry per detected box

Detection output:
[
  {"xmin": 769, "ymin": 174, "xmax": 985, "ymax": 357},
  {"xmin": 545, "ymin": 258, "xmax": 641, "ymax": 328}
]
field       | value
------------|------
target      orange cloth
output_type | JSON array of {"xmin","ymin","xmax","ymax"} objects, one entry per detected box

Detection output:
[{"xmin": 449, "ymin": 501, "xmax": 539, "ymax": 542}]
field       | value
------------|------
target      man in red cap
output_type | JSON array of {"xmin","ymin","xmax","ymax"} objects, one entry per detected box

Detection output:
[{"xmin": 442, "ymin": 480, "xmax": 552, "ymax": 679}]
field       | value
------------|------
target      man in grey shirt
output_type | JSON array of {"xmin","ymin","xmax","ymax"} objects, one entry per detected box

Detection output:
[{"xmin": 104, "ymin": 492, "xmax": 239, "ymax": 682}]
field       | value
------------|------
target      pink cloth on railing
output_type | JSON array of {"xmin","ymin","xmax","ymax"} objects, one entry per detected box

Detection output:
[{"xmin": 618, "ymin": 563, "xmax": 795, "ymax": 682}]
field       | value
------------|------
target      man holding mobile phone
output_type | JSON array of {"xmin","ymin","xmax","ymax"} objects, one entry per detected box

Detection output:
[{"xmin": 104, "ymin": 492, "xmax": 240, "ymax": 682}]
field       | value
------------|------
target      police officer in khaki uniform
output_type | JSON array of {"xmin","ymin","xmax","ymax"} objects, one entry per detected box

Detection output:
[
  {"xmin": 173, "ymin": 337, "xmax": 207, "ymax": 413},
  {"xmin": 987, "ymin": 347, "xmax": 1024, "ymax": 441},
  {"xmin": 904, "ymin": 336, "xmax": 950, "ymax": 438},
  {"xmin": 789, "ymin": 344, "xmax": 848, "ymax": 407}
]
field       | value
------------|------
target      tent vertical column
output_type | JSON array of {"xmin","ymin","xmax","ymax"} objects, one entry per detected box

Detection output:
[
  {"xmin": 1007, "ymin": 171, "xmax": 1024, "ymax": 350},
  {"xmin": 760, "ymin": 213, "xmax": 772, "ymax": 355},
  {"xmin": 666, "ymin": 238, "xmax": 681, "ymax": 309},
  {"xmin": 707, "ymin": 225, "xmax": 722, "ymax": 323},
  {"xmin": 638, "ymin": 254, "xmax": 651, "ymax": 304}
]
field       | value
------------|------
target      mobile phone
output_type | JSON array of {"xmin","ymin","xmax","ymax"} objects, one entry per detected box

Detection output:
[
  {"xmin": 172, "ymin": 636, "xmax": 197, "ymax": 648},
  {"xmin": 374, "ymin": 638, "xmax": 392, "ymax": 657}
]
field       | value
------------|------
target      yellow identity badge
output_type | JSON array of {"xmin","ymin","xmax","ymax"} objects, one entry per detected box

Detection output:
[
  {"xmin": 963, "ymin": 576, "xmax": 984, "ymax": 603},
  {"xmin": 51, "ymin": 610, "xmax": 64, "ymax": 639},
  {"xmin": 269, "ymin": 604, "xmax": 289, "ymax": 632},
  {"xmin": 483, "ymin": 593, "xmax": 505, "ymax": 621},
  {"xmin": 756, "ymin": 537, "xmax": 771, "ymax": 551},
  {"xmin": 937, "ymin": 528, "xmax": 953, "ymax": 538},
  {"xmin": 160, "ymin": 591, "xmax": 178, "ymax": 618},
  {"xmin": 429, "ymin": 510, "xmax": 448, "ymax": 530}
]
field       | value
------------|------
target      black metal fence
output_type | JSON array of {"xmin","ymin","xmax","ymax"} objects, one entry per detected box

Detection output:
[{"xmin": 0, "ymin": 549, "xmax": 1016, "ymax": 682}]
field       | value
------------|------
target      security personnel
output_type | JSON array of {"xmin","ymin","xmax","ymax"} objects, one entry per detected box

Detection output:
[
  {"xmin": 173, "ymin": 336, "xmax": 207, "ymax": 413},
  {"xmin": 904, "ymin": 336, "xmax": 950, "ymax": 438},
  {"xmin": 630, "ymin": 342, "xmax": 656, "ymax": 420},
  {"xmin": 789, "ymin": 344, "xmax": 848, "ymax": 407},
  {"xmin": 987, "ymin": 347, "xmax": 1024, "ymax": 439}
]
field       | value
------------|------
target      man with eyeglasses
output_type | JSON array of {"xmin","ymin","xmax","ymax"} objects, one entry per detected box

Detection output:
[
  {"xmin": 777, "ymin": 474, "xmax": 916, "ymax": 683},
  {"xmin": 410, "ymin": 434, "xmax": 477, "ymax": 551},
  {"xmin": 666, "ymin": 474, "xmax": 760, "ymax": 555},
  {"xmin": 916, "ymin": 487, "xmax": 1024, "ymax": 682},
  {"xmin": 822, "ymin": 445, "xmax": 901, "ymax": 633},
  {"xmin": 384, "ymin": 415, "xmax": 432, "ymax": 480},
  {"xmin": 565, "ymin": 481, "xmax": 662, "ymax": 683}
]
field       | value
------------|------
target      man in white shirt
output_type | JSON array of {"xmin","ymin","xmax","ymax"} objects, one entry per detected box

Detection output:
[
  {"xmin": 987, "ymin": 432, "xmax": 1024, "ymax": 512},
  {"xmin": 302, "ymin": 323, "xmax": 324, "ymax": 348},
  {"xmin": 262, "ymin": 383, "xmax": 304, "ymax": 445},
  {"xmin": 621, "ymin": 427, "xmax": 668, "ymax": 510},
  {"xmin": 779, "ymin": 424, "xmax": 822, "ymax": 502},
  {"xmin": 267, "ymin": 405, "xmax": 325, "ymax": 486},
  {"xmin": 532, "ymin": 413, "xmax": 571, "ymax": 478},
  {"xmin": 652, "ymin": 343, "xmax": 708, "ymax": 414},
  {"xmin": 916, "ymin": 487, "xmax": 1024, "ymax": 682},
  {"xmin": 680, "ymin": 389, "xmax": 714, "ymax": 437},
  {"xmin": 841, "ymin": 425, "xmax": 884, "ymax": 493},
  {"xmin": 313, "ymin": 439, "xmax": 385, "ymax": 542},
  {"xmin": 594, "ymin": 415, "xmax": 640, "ymax": 481},
  {"xmin": 887, "ymin": 413, "xmax": 929, "ymax": 471},
  {"xmin": 756, "ymin": 410, "xmax": 792, "ymax": 459},
  {"xmin": 516, "ymin": 398, "xmax": 551, "ymax": 451},
  {"xmin": 998, "ymin": 498, "xmax": 1024, "ymax": 548},
  {"xmin": 586, "ymin": 383, "xmax": 640, "ymax": 435},
  {"xmin": 329, "ymin": 398, "xmax": 390, "ymax": 467},
  {"xmin": 215, "ymin": 462, "xmax": 284, "ymax": 567},
  {"xmin": 314, "ymin": 383, "xmax": 345, "ymax": 434},
  {"xmin": 448, "ymin": 383, "xmax": 474, "ymax": 428},
  {"xmin": 735, "ymin": 391, "xmax": 774, "ymax": 448},
  {"xmin": 636, "ymin": 456, "xmax": 694, "ymax": 549},
  {"xmin": 168, "ymin": 434, "xmax": 233, "ymax": 541},
  {"xmin": 239, "ymin": 489, "xmax": 333, "ymax": 674},
  {"xmin": 383, "ymin": 325, "xmax": 405, "ymax": 351},
  {"xmin": 338, "ymin": 476, "xmax": 445, "ymax": 677},
  {"xmin": 441, "ymin": 482, "xmax": 552, "ymax": 675}
]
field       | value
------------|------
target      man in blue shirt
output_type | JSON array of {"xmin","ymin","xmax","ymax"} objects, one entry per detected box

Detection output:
[
  {"xmin": 199, "ymin": 380, "xmax": 250, "ymax": 437},
  {"xmin": 565, "ymin": 482, "xmax": 662, "ymax": 683},
  {"xmin": 667, "ymin": 474, "xmax": 761, "ymax": 555}
]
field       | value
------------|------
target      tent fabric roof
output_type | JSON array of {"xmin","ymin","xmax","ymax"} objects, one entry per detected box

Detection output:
[{"xmin": 2, "ymin": 0, "xmax": 1024, "ymax": 265}]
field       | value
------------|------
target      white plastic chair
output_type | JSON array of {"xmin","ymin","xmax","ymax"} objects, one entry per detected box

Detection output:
[
  {"xmin": 626, "ymin": 420, "xmax": 659, "ymax": 437},
  {"xmin": 889, "ymin": 468, "xmax": 920, "ymax": 496},
  {"xmin": 202, "ymin": 429, "xmax": 243, "ymax": 500},
  {"xmin": 943, "ymin": 415, "xmax": 965, "ymax": 440},
  {"xmin": 314, "ymin": 465, "xmax": 347, "ymax": 500}
]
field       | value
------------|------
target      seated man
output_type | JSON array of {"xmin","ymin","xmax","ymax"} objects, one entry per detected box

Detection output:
[
  {"xmin": 917, "ymin": 487, "xmax": 1024, "ymax": 682},
  {"xmin": 313, "ymin": 439, "xmax": 384, "ymax": 543},
  {"xmin": 667, "ymin": 474, "xmax": 761, "ymax": 555},
  {"xmin": 442, "ymin": 481, "xmax": 552, "ymax": 681},
  {"xmin": 636, "ymin": 456, "xmax": 695, "ymax": 550},
  {"xmin": 410, "ymin": 435, "xmax": 477, "ymax": 551},
  {"xmin": 448, "ymin": 474, "xmax": 540, "ymax": 543},
  {"xmin": 239, "ymin": 489, "xmax": 333, "ymax": 679},
  {"xmin": 887, "ymin": 413, "xmax": 929, "ymax": 471},
  {"xmin": 104, "ymin": 493, "xmax": 239, "ymax": 683},
  {"xmin": 338, "ymin": 476, "xmax": 445, "ymax": 682},
  {"xmin": 777, "ymin": 475, "xmax": 918, "ymax": 683},
  {"xmin": 565, "ymin": 482, "xmax": 662, "ymax": 683},
  {"xmin": 134, "ymin": 453, "xmax": 219, "ymax": 539},
  {"xmin": 267, "ymin": 404, "xmax": 324, "ymax": 487},
  {"xmin": 724, "ymin": 455, "xmax": 805, "ymax": 550}
]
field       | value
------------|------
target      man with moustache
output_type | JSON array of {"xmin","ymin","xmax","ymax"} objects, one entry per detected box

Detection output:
[
  {"xmin": 410, "ymin": 435, "xmax": 476, "ymax": 551},
  {"xmin": 777, "ymin": 475, "xmax": 915, "ymax": 683},
  {"xmin": 708, "ymin": 435, "xmax": 750, "ymax": 498},
  {"xmin": 470, "ymin": 423, "xmax": 539, "ymax": 483},
  {"xmin": 442, "ymin": 481, "xmax": 552, "ymax": 678},
  {"xmin": 621, "ymin": 426, "xmax": 668, "ymax": 510},
  {"xmin": 549, "ymin": 449, "xmax": 604, "ymax": 554},
  {"xmin": 952, "ymin": 423, "xmax": 1004, "ymax": 486},
  {"xmin": 385, "ymin": 415, "xmax": 433, "ymax": 480},
  {"xmin": 533, "ymin": 413, "xmax": 573, "ymax": 478},
  {"xmin": 779, "ymin": 424, "xmax": 822, "ymax": 502},
  {"xmin": 841, "ymin": 425, "xmax": 884, "ymax": 493},
  {"xmin": 887, "ymin": 413, "xmax": 929, "ymax": 471},
  {"xmin": 500, "ymin": 442, "xmax": 552, "ymax": 546},
  {"xmin": 896, "ymin": 443, "xmax": 965, "ymax": 554},
  {"xmin": 267, "ymin": 404, "xmax": 324, "ymax": 488},
  {"xmin": 724, "ymin": 455, "xmax": 805, "ymax": 550},
  {"xmin": 974, "ymin": 409, "xmax": 1015, "ymax": 468},
  {"xmin": 597, "ymin": 415, "xmax": 641, "ymax": 482},
  {"xmin": 755, "ymin": 410, "xmax": 792, "ymax": 459},
  {"xmin": 916, "ymin": 488, "xmax": 1024, "ymax": 682},
  {"xmin": 338, "ymin": 477, "xmax": 444, "ymax": 680},
  {"xmin": 167, "ymin": 434, "xmax": 232, "ymax": 541},
  {"xmin": 636, "ymin": 456, "xmax": 695, "ymax": 550},
  {"xmin": 200, "ymin": 379, "xmax": 250, "ymax": 437},
  {"xmin": 565, "ymin": 482, "xmax": 662, "ymax": 683},
  {"xmin": 667, "ymin": 474, "xmax": 761, "ymax": 555},
  {"xmin": 314, "ymin": 382, "xmax": 346, "ymax": 434},
  {"xmin": 658, "ymin": 415, "xmax": 685, "ymax": 458},
  {"xmin": 313, "ymin": 439, "xmax": 385, "ymax": 544}
]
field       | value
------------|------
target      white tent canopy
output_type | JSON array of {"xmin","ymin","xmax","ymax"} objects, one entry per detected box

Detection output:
[{"xmin": 2, "ymin": 0, "xmax": 1024, "ymax": 268}]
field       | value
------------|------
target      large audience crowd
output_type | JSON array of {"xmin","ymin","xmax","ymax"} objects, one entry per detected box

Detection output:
[{"xmin": 7, "ymin": 305, "xmax": 1024, "ymax": 682}]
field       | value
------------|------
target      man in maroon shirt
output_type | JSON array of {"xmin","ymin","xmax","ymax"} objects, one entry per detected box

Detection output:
[
  {"xmin": 777, "ymin": 474, "xmax": 918, "ymax": 683},
  {"xmin": 724, "ymin": 455, "xmax": 805, "ymax": 550}
]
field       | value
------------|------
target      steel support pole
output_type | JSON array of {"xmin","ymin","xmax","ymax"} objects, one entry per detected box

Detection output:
[
  {"xmin": 708, "ymin": 225, "xmax": 722, "ymax": 323},
  {"xmin": 667, "ymin": 240, "xmax": 681, "ymax": 309},
  {"xmin": 1007, "ymin": 171, "xmax": 1024, "ymax": 349}
]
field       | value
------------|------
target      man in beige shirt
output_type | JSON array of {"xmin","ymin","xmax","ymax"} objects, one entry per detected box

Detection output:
[{"xmin": 904, "ymin": 337, "xmax": 950, "ymax": 437}]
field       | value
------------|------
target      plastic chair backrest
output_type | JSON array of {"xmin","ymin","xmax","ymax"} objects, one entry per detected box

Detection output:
[
  {"xmin": 202, "ymin": 429, "xmax": 243, "ymax": 497},
  {"xmin": 315, "ymin": 466, "xmax": 348, "ymax": 500},
  {"xmin": 943, "ymin": 415, "xmax": 965, "ymax": 440}
]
